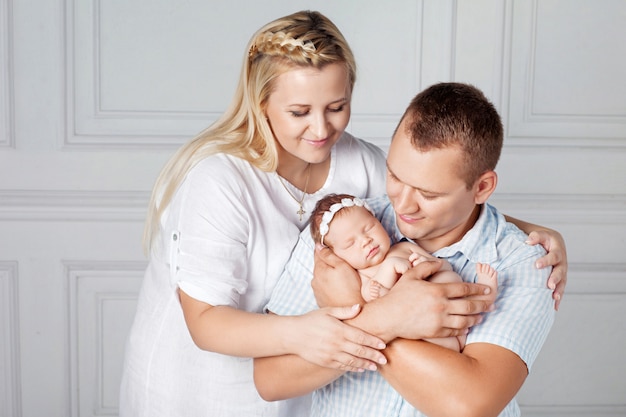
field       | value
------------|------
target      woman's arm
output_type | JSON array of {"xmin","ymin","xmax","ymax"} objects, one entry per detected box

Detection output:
[
  {"xmin": 505, "ymin": 215, "xmax": 568, "ymax": 309},
  {"xmin": 179, "ymin": 290, "xmax": 386, "ymax": 370}
]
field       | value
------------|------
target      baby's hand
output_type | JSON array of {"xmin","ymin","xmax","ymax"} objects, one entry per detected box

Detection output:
[{"xmin": 409, "ymin": 253, "xmax": 432, "ymax": 267}]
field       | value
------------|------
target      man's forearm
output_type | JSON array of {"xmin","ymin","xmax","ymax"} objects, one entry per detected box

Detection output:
[{"xmin": 379, "ymin": 339, "xmax": 527, "ymax": 417}]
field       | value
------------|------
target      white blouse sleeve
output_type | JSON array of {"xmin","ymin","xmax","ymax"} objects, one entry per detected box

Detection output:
[{"xmin": 165, "ymin": 158, "xmax": 250, "ymax": 308}]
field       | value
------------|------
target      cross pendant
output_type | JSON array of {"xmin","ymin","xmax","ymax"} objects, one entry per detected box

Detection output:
[{"xmin": 297, "ymin": 206, "xmax": 305, "ymax": 221}]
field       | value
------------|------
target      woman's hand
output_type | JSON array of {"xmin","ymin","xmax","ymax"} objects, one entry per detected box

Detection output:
[
  {"xmin": 287, "ymin": 305, "xmax": 387, "ymax": 372},
  {"xmin": 312, "ymin": 245, "xmax": 365, "ymax": 308},
  {"xmin": 526, "ymin": 230, "xmax": 568, "ymax": 310}
]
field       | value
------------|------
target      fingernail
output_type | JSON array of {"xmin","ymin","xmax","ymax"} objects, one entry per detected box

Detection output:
[
  {"xmin": 535, "ymin": 261, "xmax": 543, "ymax": 269},
  {"xmin": 484, "ymin": 287, "xmax": 491, "ymax": 295},
  {"xmin": 378, "ymin": 357, "xmax": 387, "ymax": 365},
  {"xmin": 352, "ymin": 304, "xmax": 360, "ymax": 311},
  {"xmin": 548, "ymin": 282, "xmax": 555, "ymax": 290},
  {"xmin": 378, "ymin": 342, "xmax": 386, "ymax": 349},
  {"xmin": 555, "ymin": 293, "xmax": 561, "ymax": 301}
]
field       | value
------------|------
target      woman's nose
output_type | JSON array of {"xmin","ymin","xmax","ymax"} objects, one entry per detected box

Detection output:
[{"xmin": 309, "ymin": 113, "xmax": 329, "ymax": 139}]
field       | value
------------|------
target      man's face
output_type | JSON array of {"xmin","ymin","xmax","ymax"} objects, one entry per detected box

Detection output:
[{"xmin": 385, "ymin": 122, "xmax": 481, "ymax": 252}]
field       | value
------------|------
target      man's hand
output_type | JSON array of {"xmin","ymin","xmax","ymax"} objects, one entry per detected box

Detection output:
[
  {"xmin": 313, "ymin": 249, "xmax": 495, "ymax": 344},
  {"xmin": 358, "ymin": 260, "xmax": 494, "ymax": 343}
]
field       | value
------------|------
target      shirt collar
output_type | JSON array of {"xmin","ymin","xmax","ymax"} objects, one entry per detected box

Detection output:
[{"xmin": 430, "ymin": 204, "xmax": 499, "ymax": 263}]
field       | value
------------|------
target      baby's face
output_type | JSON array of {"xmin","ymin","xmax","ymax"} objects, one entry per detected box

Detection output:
[{"xmin": 325, "ymin": 207, "xmax": 391, "ymax": 270}]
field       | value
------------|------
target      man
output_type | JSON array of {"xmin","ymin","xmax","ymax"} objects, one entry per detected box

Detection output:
[{"xmin": 254, "ymin": 82, "xmax": 557, "ymax": 416}]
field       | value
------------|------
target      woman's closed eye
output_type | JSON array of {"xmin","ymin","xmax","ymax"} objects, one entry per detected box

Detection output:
[
  {"xmin": 289, "ymin": 105, "xmax": 345, "ymax": 118},
  {"xmin": 328, "ymin": 105, "xmax": 345, "ymax": 113},
  {"xmin": 290, "ymin": 110, "xmax": 309, "ymax": 118}
]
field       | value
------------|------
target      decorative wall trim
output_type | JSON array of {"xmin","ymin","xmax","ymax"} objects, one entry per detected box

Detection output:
[
  {"xmin": 0, "ymin": 261, "xmax": 22, "ymax": 417},
  {"xmin": 0, "ymin": 0, "xmax": 15, "ymax": 148},
  {"xmin": 64, "ymin": 0, "xmax": 216, "ymax": 148},
  {"xmin": 565, "ymin": 262, "xmax": 626, "ymax": 294},
  {"xmin": 504, "ymin": 0, "xmax": 626, "ymax": 146},
  {"xmin": 64, "ymin": 0, "xmax": 433, "ymax": 150},
  {"xmin": 489, "ymin": 193, "xmax": 626, "ymax": 224},
  {"xmin": 0, "ymin": 190, "xmax": 149, "ymax": 221},
  {"xmin": 520, "ymin": 404, "xmax": 626, "ymax": 416},
  {"xmin": 65, "ymin": 261, "xmax": 146, "ymax": 416},
  {"xmin": 419, "ymin": 0, "xmax": 456, "ymax": 89},
  {"xmin": 1, "ymin": 189, "xmax": 624, "ymax": 225}
]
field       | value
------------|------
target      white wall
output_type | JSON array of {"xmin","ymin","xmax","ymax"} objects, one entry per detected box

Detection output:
[{"xmin": 1, "ymin": 0, "xmax": 625, "ymax": 416}]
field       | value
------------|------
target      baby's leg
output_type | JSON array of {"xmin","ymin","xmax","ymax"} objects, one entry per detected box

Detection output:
[
  {"xmin": 365, "ymin": 280, "xmax": 390, "ymax": 301},
  {"xmin": 475, "ymin": 263, "xmax": 498, "ymax": 305}
]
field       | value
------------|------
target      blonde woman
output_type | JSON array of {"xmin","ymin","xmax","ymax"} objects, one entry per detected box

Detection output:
[{"xmin": 119, "ymin": 10, "xmax": 567, "ymax": 417}]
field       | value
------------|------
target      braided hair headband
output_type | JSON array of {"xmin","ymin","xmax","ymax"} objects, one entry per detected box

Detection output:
[
  {"xmin": 248, "ymin": 31, "xmax": 316, "ymax": 59},
  {"xmin": 320, "ymin": 197, "xmax": 375, "ymax": 246}
]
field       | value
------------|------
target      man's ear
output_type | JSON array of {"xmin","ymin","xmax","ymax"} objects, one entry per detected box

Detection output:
[{"xmin": 474, "ymin": 171, "xmax": 497, "ymax": 204}]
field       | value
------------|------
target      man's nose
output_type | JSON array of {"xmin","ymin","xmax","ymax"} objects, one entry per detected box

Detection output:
[{"xmin": 394, "ymin": 186, "xmax": 418, "ymax": 213}]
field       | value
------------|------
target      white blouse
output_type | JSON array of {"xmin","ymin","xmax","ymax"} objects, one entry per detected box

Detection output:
[{"xmin": 119, "ymin": 133, "xmax": 387, "ymax": 417}]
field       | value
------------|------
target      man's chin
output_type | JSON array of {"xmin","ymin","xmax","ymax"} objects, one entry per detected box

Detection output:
[{"xmin": 397, "ymin": 224, "xmax": 424, "ymax": 241}]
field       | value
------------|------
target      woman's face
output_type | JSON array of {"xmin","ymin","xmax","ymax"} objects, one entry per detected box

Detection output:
[{"xmin": 264, "ymin": 63, "xmax": 351, "ymax": 166}]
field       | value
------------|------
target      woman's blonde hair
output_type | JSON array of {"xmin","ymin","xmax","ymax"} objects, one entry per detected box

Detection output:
[{"xmin": 142, "ymin": 10, "xmax": 357, "ymax": 253}]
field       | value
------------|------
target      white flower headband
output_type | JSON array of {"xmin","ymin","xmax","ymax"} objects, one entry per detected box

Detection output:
[{"xmin": 319, "ymin": 197, "xmax": 375, "ymax": 246}]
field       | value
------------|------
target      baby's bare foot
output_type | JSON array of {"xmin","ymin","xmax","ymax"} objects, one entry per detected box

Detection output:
[
  {"xmin": 368, "ymin": 280, "xmax": 383, "ymax": 301},
  {"xmin": 476, "ymin": 263, "xmax": 498, "ymax": 304}
]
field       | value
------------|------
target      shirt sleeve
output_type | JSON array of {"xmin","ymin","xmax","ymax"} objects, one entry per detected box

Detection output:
[
  {"xmin": 265, "ymin": 229, "xmax": 319, "ymax": 316},
  {"xmin": 465, "ymin": 239, "xmax": 556, "ymax": 371}
]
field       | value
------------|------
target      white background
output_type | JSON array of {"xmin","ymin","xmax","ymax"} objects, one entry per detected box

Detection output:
[{"xmin": 1, "ymin": 0, "xmax": 625, "ymax": 416}]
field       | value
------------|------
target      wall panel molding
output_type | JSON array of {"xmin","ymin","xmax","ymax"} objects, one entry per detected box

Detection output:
[
  {"xmin": 566, "ymin": 262, "xmax": 626, "ymax": 294},
  {"xmin": 65, "ymin": 0, "xmax": 437, "ymax": 149},
  {"xmin": 0, "ymin": 0, "xmax": 15, "ymax": 148},
  {"xmin": 0, "ymin": 190, "xmax": 149, "ymax": 221},
  {"xmin": 520, "ymin": 405, "xmax": 626, "ymax": 417},
  {"xmin": 1, "ymin": 189, "xmax": 624, "ymax": 225},
  {"xmin": 66, "ymin": 261, "xmax": 145, "ymax": 417},
  {"xmin": 489, "ymin": 193, "xmax": 626, "ymax": 224},
  {"xmin": 0, "ymin": 261, "xmax": 21, "ymax": 417},
  {"xmin": 65, "ymin": 0, "xmax": 224, "ymax": 148},
  {"xmin": 504, "ymin": 0, "xmax": 626, "ymax": 147}
]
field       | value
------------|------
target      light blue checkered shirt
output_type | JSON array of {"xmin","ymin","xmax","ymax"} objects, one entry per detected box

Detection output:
[{"xmin": 267, "ymin": 196, "xmax": 556, "ymax": 417}]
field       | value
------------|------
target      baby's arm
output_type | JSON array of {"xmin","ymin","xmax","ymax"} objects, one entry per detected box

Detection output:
[
  {"xmin": 371, "ymin": 256, "xmax": 411, "ymax": 290},
  {"xmin": 364, "ymin": 256, "xmax": 412, "ymax": 302}
]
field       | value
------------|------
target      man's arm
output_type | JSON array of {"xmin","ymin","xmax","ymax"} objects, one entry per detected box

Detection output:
[
  {"xmin": 313, "ymin": 244, "xmax": 554, "ymax": 417},
  {"xmin": 380, "ymin": 340, "xmax": 526, "ymax": 417}
]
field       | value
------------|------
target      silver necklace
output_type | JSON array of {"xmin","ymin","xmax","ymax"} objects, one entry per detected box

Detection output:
[{"xmin": 277, "ymin": 163, "xmax": 312, "ymax": 221}]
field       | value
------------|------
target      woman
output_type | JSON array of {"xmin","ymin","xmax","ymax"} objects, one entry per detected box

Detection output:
[{"xmin": 119, "ymin": 10, "xmax": 566, "ymax": 417}]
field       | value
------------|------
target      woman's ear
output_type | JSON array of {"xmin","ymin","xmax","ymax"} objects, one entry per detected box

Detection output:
[{"xmin": 474, "ymin": 171, "xmax": 497, "ymax": 204}]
